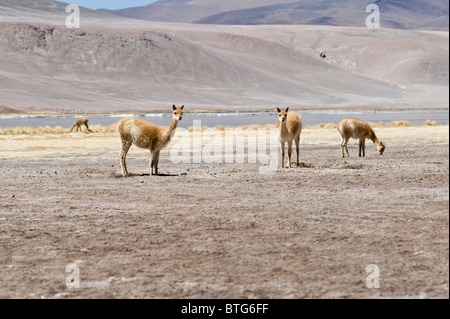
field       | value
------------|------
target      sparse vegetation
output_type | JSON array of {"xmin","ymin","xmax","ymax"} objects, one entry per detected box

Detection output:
[
  {"xmin": 391, "ymin": 120, "xmax": 412, "ymax": 127},
  {"xmin": 0, "ymin": 120, "xmax": 446, "ymax": 135},
  {"xmin": 425, "ymin": 120, "xmax": 438, "ymax": 126},
  {"xmin": 0, "ymin": 124, "xmax": 116, "ymax": 135},
  {"xmin": 306, "ymin": 123, "xmax": 337, "ymax": 129},
  {"xmin": 240, "ymin": 124, "xmax": 263, "ymax": 131}
]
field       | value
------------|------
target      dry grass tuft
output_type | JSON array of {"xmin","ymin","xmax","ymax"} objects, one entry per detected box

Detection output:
[
  {"xmin": 264, "ymin": 124, "xmax": 276, "ymax": 130},
  {"xmin": 0, "ymin": 119, "xmax": 447, "ymax": 135},
  {"xmin": 391, "ymin": 121, "xmax": 412, "ymax": 127},
  {"xmin": 306, "ymin": 123, "xmax": 337, "ymax": 129},
  {"xmin": 85, "ymin": 124, "xmax": 116, "ymax": 133},
  {"xmin": 239, "ymin": 125, "xmax": 263, "ymax": 131},
  {"xmin": 424, "ymin": 120, "xmax": 437, "ymax": 126},
  {"xmin": 187, "ymin": 125, "xmax": 209, "ymax": 132},
  {"xmin": 0, "ymin": 124, "xmax": 116, "ymax": 135}
]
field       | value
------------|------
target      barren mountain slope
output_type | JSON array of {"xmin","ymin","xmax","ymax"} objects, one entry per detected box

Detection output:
[
  {"xmin": 0, "ymin": 0, "xmax": 126, "ymax": 25},
  {"xmin": 0, "ymin": 1, "xmax": 448, "ymax": 112}
]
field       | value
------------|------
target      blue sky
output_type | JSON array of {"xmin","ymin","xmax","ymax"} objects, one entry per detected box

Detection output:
[{"xmin": 66, "ymin": 1, "xmax": 158, "ymax": 10}]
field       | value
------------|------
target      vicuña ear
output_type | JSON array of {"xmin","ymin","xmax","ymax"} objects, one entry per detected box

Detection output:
[
  {"xmin": 286, "ymin": 107, "xmax": 290, "ymax": 112},
  {"xmin": 180, "ymin": 105, "xmax": 184, "ymax": 110},
  {"xmin": 173, "ymin": 105, "xmax": 176, "ymax": 110},
  {"xmin": 277, "ymin": 107, "xmax": 281, "ymax": 113}
]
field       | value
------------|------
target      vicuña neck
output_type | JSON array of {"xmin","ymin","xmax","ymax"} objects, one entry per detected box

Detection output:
[
  {"xmin": 162, "ymin": 118, "xmax": 179, "ymax": 145},
  {"xmin": 279, "ymin": 120, "xmax": 288, "ymax": 133},
  {"xmin": 371, "ymin": 134, "xmax": 381, "ymax": 146}
]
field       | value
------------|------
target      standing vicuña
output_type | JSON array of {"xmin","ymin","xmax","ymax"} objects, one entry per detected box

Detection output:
[
  {"xmin": 338, "ymin": 118, "xmax": 385, "ymax": 158},
  {"xmin": 117, "ymin": 105, "xmax": 184, "ymax": 176},
  {"xmin": 70, "ymin": 118, "xmax": 91, "ymax": 132},
  {"xmin": 276, "ymin": 107, "xmax": 302, "ymax": 168}
]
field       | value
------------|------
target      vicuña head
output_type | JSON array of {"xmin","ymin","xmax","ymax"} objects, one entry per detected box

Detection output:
[
  {"xmin": 378, "ymin": 141, "xmax": 386, "ymax": 156},
  {"xmin": 172, "ymin": 104, "xmax": 184, "ymax": 121},
  {"xmin": 277, "ymin": 107, "xmax": 289, "ymax": 123},
  {"xmin": 117, "ymin": 104, "xmax": 184, "ymax": 176}
]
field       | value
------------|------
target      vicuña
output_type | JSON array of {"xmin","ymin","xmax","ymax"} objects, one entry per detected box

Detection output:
[
  {"xmin": 276, "ymin": 107, "xmax": 302, "ymax": 168},
  {"xmin": 70, "ymin": 118, "xmax": 91, "ymax": 132},
  {"xmin": 338, "ymin": 118, "xmax": 385, "ymax": 157},
  {"xmin": 117, "ymin": 105, "xmax": 184, "ymax": 176}
]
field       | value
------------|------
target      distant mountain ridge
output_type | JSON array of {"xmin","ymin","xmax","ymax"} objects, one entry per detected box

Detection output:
[
  {"xmin": 0, "ymin": 0, "xmax": 133, "ymax": 25},
  {"xmin": 101, "ymin": 0, "xmax": 449, "ymax": 30},
  {"xmin": 98, "ymin": 0, "xmax": 300, "ymax": 23},
  {"xmin": 0, "ymin": 0, "xmax": 448, "ymax": 112}
]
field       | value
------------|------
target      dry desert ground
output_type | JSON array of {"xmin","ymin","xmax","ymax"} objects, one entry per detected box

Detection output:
[{"xmin": 0, "ymin": 125, "xmax": 448, "ymax": 298}]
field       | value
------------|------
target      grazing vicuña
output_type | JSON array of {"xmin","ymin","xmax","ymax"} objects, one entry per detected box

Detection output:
[
  {"xmin": 70, "ymin": 118, "xmax": 91, "ymax": 132},
  {"xmin": 338, "ymin": 118, "xmax": 385, "ymax": 158}
]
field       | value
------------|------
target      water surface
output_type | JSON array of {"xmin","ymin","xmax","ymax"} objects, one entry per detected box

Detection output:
[{"xmin": 0, "ymin": 110, "xmax": 448, "ymax": 129}]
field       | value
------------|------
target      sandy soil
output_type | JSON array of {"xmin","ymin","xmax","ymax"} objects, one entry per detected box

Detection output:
[{"xmin": 0, "ymin": 126, "xmax": 448, "ymax": 299}]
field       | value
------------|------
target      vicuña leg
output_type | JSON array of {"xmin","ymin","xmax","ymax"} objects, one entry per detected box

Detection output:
[
  {"xmin": 155, "ymin": 151, "xmax": 160, "ymax": 176},
  {"xmin": 359, "ymin": 138, "xmax": 367, "ymax": 157},
  {"xmin": 280, "ymin": 142, "xmax": 286, "ymax": 168},
  {"xmin": 151, "ymin": 150, "xmax": 161, "ymax": 176},
  {"xmin": 120, "ymin": 140, "xmax": 132, "ymax": 176},
  {"xmin": 340, "ymin": 136, "xmax": 348, "ymax": 158},
  {"xmin": 295, "ymin": 136, "xmax": 300, "ymax": 167},
  {"xmin": 359, "ymin": 138, "xmax": 363, "ymax": 157},
  {"xmin": 150, "ymin": 152, "xmax": 155, "ymax": 176},
  {"xmin": 70, "ymin": 124, "xmax": 78, "ymax": 132},
  {"xmin": 344, "ymin": 137, "xmax": 350, "ymax": 157},
  {"xmin": 287, "ymin": 141, "xmax": 293, "ymax": 168}
]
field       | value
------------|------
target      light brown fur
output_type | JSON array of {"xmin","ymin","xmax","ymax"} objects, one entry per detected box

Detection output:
[
  {"xmin": 276, "ymin": 107, "xmax": 302, "ymax": 168},
  {"xmin": 117, "ymin": 105, "xmax": 184, "ymax": 176},
  {"xmin": 70, "ymin": 118, "xmax": 91, "ymax": 132},
  {"xmin": 337, "ymin": 118, "xmax": 385, "ymax": 158}
]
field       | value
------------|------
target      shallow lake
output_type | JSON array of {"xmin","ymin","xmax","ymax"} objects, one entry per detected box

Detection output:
[{"xmin": 0, "ymin": 110, "xmax": 448, "ymax": 129}]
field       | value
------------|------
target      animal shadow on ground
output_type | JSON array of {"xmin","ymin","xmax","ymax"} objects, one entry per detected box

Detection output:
[
  {"xmin": 297, "ymin": 162, "xmax": 314, "ymax": 168},
  {"xmin": 111, "ymin": 173, "xmax": 180, "ymax": 178},
  {"xmin": 139, "ymin": 173, "xmax": 179, "ymax": 177}
]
